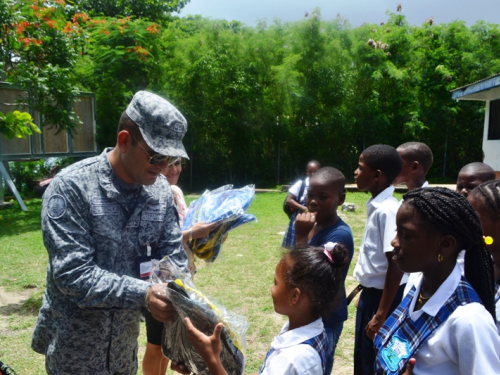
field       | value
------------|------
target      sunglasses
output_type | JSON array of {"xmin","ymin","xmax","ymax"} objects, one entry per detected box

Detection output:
[{"xmin": 132, "ymin": 136, "xmax": 172, "ymax": 165}]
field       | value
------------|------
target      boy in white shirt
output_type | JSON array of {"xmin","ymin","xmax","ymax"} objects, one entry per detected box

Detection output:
[
  {"xmin": 352, "ymin": 144, "xmax": 404, "ymax": 375},
  {"xmin": 392, "ymin": 142, "xmax": 433, "ymax": 191}
]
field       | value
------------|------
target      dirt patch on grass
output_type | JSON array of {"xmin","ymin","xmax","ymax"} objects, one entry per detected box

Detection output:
[{"xmin": 0, "ymin": 286, "xmax": 36, "ymax": 334}]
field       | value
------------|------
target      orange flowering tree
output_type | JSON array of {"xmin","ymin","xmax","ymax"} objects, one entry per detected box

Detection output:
[
  {"xmin": 0, "ymin": 0, "xmax": 88, "ymax": 135},
  {"xmin": 81, "ymin": 16, "xmax": 163, "ymax": 146}
]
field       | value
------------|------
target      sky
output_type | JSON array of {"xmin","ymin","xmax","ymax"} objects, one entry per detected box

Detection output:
[{"xmin": 176, "ymin": 0, "xmax": 500, "ymax": 28}]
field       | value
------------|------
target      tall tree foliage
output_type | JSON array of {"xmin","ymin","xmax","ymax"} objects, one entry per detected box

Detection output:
[
  {"xmin": 69, "ymin": 0, "xmax": 190, "ymax": 22},
  {"xmin": 81, "ymin": 16, "xmax": 163, "ymax": 146},
  {"xmin": 71, "ymin": 8, "xmax": 500, "ymax": 190}
]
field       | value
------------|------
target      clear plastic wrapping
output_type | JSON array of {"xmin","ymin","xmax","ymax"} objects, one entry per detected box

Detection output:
[
  {"xmin": 183, "ymin": 184, "xmax": 256, "ymax": 262},
  {"xmin": 151, "ymin": 257, "xmax": 249, "ymax": 375}
]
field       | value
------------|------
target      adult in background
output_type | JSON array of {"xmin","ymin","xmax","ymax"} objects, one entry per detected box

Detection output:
[
  {"xmin": 143, "ymin": 157, "xmax": 218, "ymax": 375},
  {"xmin": 282, "ymin": 160, "xmax": 320, "ymax": 249},
  {"xmin": 32, "ymin": 91, "xmax": 190, "ymax": 375}
]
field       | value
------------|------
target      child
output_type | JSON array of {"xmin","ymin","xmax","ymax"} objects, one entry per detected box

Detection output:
[
  {"xmin": 392, "ymin": 142, "xmax": 433, "ymax": 191},
  {"xmin": 352, "ymin": 144, "xmax": 404, "ymax": 375},
  {"xmin": 393, "ymin": 142, "xmax": 434, "ymax": 298},
  {"xmin": 456, "ymin": 162, "xmax": 495, "ymax": 198},
  {"xmin": 374, "ymin": 187, "xmax": 500, "ymax": 374},
  {"xmin": 294, "ymin": 167, "xmax": 354, "ymax": 374},
  {"xmin": 468, "ymin": 180, "xmax": 500, "ymax": 333},
  {"xmin": 282, "ymin": 160, "xmax": 320, "ymax": 249},
  {"xmin": 183, "ymin": 244, "xmax": 350, "ymax": 375}
]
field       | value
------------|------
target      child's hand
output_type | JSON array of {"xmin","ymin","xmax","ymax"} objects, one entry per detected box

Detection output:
[
  {"xmin": 365, "ymin": 313, "xmax": 384, "ymax": 340},
  {"xmin": 295, "ymin": 212, "xmax": 316, "ymax": 243},
  {"xmin": 185, "ymin": 317, "xmax": 227, "ymax": 374},
  {"xmin": 402, "ymin": 358, "xmax": 416, "ymax": 374},
  {"xmin": 191, "ymin": 221, "xmax": 220, "ymax": 239},
  {"xmin": 170, "ymin": 360, "xmax": 190, "ymax": 374}
]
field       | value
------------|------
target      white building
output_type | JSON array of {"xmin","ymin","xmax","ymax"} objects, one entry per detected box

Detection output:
[{"xmin": 451, "ymin": 73, "xmax": 500, "ymax": 178}]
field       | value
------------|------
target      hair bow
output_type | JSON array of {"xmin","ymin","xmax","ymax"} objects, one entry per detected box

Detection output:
[{"xmin": 323, "ymin": 242, "xmax": 337, "ymax": 264}]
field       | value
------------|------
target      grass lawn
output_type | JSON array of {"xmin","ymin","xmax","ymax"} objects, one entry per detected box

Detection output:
[{"xmin": 0, "ymin": 190, "xmax": 402, "ymax": 374}]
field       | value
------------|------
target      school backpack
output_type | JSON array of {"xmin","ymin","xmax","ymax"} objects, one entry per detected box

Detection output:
[{"xmin": 283, "ymin": 180, "xmax": 306, "ymax": 219}]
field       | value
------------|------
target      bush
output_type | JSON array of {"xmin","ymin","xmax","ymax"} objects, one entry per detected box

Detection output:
[{"xmin": 4, "ymin": 157, "xmax": 77, "ymax": 198}]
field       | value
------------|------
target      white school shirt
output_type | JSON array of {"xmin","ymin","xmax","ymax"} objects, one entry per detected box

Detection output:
[
  {"xmin": 260, "ymin": 318, "xmax": 324, "ymax": 375},
  {"xmin": 353, "ymin": 186, "xmax": 402, "ymax": 289},
  {"xmin": 496, "ymin": 283, "xmax": 500, "ymax": 334},
  {"xmin": 288, "ymin": 177, "xmax": 310, "ymax": 204},
  {"xmin": 408, "ymin": 264, "xmax": 500, "ymax": 374},
  {"xmin": 497, "ymin": 295, "xmax": 500, "ymax": 334}
]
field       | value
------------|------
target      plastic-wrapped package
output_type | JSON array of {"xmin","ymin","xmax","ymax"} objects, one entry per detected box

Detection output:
[
  {"xmin": 183, "ymin": 184, "xmax": 256, "ymax": 262},
  {"xmin": 151, "ymin": 257, "xmax": 249, "ymax": 375}
]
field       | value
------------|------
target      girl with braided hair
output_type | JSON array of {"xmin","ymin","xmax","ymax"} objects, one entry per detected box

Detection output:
[
  {"xmin": 374, "ymin": 187, "xmax": 500, "ymax": 374},
  {"xmin": 468, "ymin": 179, "xmax": 500, "ymax": 333}
]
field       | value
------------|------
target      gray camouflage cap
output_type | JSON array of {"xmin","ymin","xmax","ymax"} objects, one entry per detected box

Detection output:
[{"xmin": 126, "ymin": 91, "xmax": 189, "ymax": 160}]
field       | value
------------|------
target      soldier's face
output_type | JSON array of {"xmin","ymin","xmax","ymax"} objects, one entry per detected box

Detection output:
[{"xmin": 125, "ymin": 138, "xmax": 170, "ymax": 186}]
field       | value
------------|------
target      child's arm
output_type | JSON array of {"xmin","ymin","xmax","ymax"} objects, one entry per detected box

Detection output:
[
  {"xmin": 184, "ymin": 317, "xmax": 228, "ymax": 375},
  {"xmin": 365, "ymin": 256, "xmax": 404, "ymax": 340},
  {"xmin": 286, "ymin": 194, "xmax": 307, "ymax": 212}
]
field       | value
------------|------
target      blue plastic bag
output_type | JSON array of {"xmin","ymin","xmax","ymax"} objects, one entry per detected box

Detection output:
[{"xmin": 182, "ymin": 184, "xmax": 256, "ymax": 262}]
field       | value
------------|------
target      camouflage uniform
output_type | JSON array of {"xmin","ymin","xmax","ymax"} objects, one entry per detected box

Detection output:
[{"xmin": 32, "ymin": 148, "xmax": 187, "ymax": 375}]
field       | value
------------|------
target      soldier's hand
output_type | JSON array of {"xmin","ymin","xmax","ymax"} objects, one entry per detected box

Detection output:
[{"xmin": 147, "ymin": 283, "xmax": 177, "ymax": 322}]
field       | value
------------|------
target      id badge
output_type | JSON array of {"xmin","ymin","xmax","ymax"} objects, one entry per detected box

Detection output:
[
  {"xmin": 135, "ymin": 241, "xmax": 161, "ymax": 280},
  {"xmin": 136, "ymin": 256, "xmax": 153, "ymax": 279}
]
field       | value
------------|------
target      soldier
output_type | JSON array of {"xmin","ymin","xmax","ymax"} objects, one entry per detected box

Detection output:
[{"xmin": 32, "ymin": 91, "xmax": 189, "ymax": 375}]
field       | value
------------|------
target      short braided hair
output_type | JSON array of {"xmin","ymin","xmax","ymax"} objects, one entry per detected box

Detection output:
[
  {"xmin": 402, "ymin": 187, "xmax": 496, "ymax": 321},
  {"xmin": 469, "ymin": 180, "xmax": 500, "ymax": 221}
]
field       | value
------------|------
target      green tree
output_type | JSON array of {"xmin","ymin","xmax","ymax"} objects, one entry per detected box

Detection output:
[
  {"xmin": 70, "ymin": 0, "xmax": 190, "ymax": 22},
  {"xmin": 0, "ymin": 110, "xmax": 40, "ymax": 139}
]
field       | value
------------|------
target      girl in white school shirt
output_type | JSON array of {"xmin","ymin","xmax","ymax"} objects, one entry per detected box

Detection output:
[
  {"xmin": 179, "ymin": 243, "xmax": 350, "ymax": 375},
  {"xmin": 374, "ymin": 187, "xmax": 500, "ymax": 375}
]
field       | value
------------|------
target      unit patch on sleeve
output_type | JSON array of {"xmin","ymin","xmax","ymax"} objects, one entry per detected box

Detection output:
[{"xmin": 47, "ymin": 194, "xmax": 67, "ymax": 219}]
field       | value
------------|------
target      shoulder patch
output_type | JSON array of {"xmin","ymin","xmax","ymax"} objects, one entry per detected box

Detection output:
[{"xmin": 47, "ymin": 194, "xmax": 67, "ymax": 219}]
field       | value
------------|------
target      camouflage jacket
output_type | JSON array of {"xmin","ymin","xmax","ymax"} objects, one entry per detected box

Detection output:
[{"xmin": 32, "ymin": 149, "xmax": 187, "ymax": 375}]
